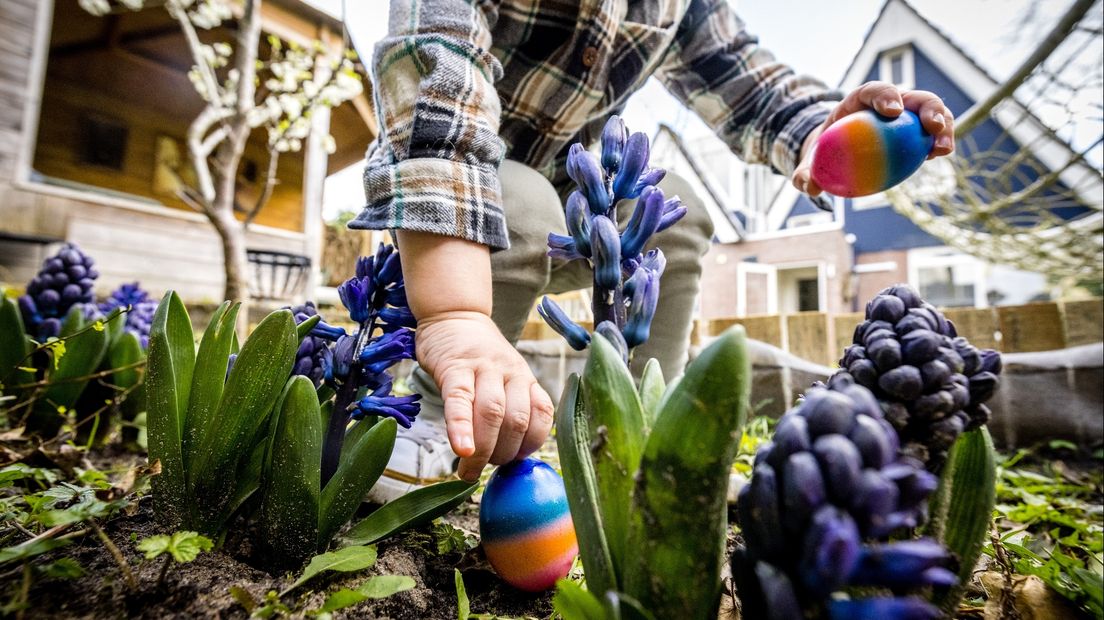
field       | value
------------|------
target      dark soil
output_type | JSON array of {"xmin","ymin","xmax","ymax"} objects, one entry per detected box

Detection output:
[{"xmin": 22, "ymin": 497, "xmax": 554, "ymax": 619}]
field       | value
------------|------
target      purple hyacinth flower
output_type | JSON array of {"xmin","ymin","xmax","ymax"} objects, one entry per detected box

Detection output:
[
  {"xmin": 379, "ymin": 306, "xmax": 417, "ymax": 331},
  {"xmin": 640, "ymin": 248, "xmax": 667, "ymax": 277},
  {"xmin": 537, "ymin": 297, "xmax": 590, "ymax": 351},
  {"xmin": 547, "ymin": 233, "xmax": 585, "ymax": 261},
  {"xmin": 620, "ymin": 186, "xmax": 664, "ymax": 258},
  {"xmin": 568, "ymin": 146, "xmax": 610, "ymax": 214},
  {"xmin": 330, "ymin": 334, "xmax": 356, "ymax": 381},
  {"xmin": 590, "ymin": 215, "xmax": 622, "ymax": 292},
  {"xmin": 600, "ymin": 115, "xmax": 626, "ymax": 172},
  {"xmin": 595, "ymin": 320, "xmax": 629, "ymax": 363},
  {"xmin": 565, "ymin": 191, "xmax": 593, "ymax": 258},
  {"xmin": 612, "ymin": 132, "xmax": 650, "ymax": 201},
  {"xmin": 827, "ymin": 597, "xmax": 942, "ymax": 620},
  {"xmin": 755, "ymin": 562, "xmax": 803, "ymax": 620},
  {"xmin": 633, "ymin": 167, "xmax": 667, "ymax": 193},
  {"xmin": 800, "ymin": 506, "xmax": 862, "ymax": 596},
  {"xmin": 338, "ymin": 277, "xmax": 371, "ymax": 323},
  {"xmin": 311, "ymin": 319, "xmax": 348, "ymax": 341},
  {"xmin": 353, "ymin": 384, "xmax": 422, "ymax": 428},
  {"xmin": 656, "ymin": 195, "xmax": 687, "ymax": 233},
  {"xmin": 20, "ymin": 242, "xmax": 98, "ymax": 339},
  {"xmin": 359, "ymin": 328, "xmax": 416, "ymax": 375},
  {"xmin": 850, "ymin": 539, "xmax": 957, "ymax": 589},
  {"xmin": 622, "ymin": 267, "xmax": 659, "ymax": 348}
]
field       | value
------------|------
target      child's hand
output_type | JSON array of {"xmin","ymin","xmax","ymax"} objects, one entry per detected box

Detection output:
[
  {"xmin": 792, "ymin": 80, "xmax": 955, "ymax": 197},
  {"xmin": 415, "ymin": 312, "xmax": 555, "ymax": 481},
  {"xmin": 395, "ymin": 230, "xmax": 555, "ymax": 482}
]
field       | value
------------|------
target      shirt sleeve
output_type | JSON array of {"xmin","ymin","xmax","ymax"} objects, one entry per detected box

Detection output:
[
  {"xmin": 353, "ymin": 0, "xmax": 510, "ymax": 250},
  {"xmin": 655, "ymin": 0, "xmax": 842, "ymax": 177}
]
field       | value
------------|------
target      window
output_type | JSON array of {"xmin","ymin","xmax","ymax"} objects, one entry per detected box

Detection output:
[
  {"xmin": 878, "ymin": 45, "xmax": 914, "ymax": 89},
  {"xmin": 890, "ymin": 54, "xmax": 904, "ymax": 85},
  {"xmin": 908, "ymin": 247, "xmax": 982, "ymax": 307},
  {"xmin": 916, "ymin": 264, "xmax": 976, "ymax": 307}
]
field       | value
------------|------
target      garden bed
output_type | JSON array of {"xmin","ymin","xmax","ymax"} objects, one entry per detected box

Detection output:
[{"xmin": 3, "ymin": 427, "xmax": 1099, "ymax": 619}]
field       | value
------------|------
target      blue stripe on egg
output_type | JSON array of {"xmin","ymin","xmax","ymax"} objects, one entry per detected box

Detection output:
[{"xmin": 480, "ymin": 458, "xmax": 572, "ymax": 539}]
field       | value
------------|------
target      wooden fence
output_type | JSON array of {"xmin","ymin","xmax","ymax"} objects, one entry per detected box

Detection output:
[{"xmin": 522, "ymin": 298, "xmax": 1104, "ymax": 366}]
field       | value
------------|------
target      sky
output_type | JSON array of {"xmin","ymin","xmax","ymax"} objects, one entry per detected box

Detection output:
[{"xmin": 308, "ymin": 0, "xmax": 1088, "ymax": 220}]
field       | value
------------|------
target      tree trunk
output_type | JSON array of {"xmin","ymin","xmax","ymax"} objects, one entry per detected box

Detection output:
[{"xmin": 210, "ymin": 204, "xmax": 251, "ymax": 323}]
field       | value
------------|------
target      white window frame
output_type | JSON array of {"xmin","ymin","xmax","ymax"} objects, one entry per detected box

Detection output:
[
  {"xmin": 907, "ymin": 247, "xmax": 987, "ymax": 308},
  {"xmin": 879, "ymin": 44, "xmax": 915, "ymax": 90},
  {"xmin": 786, "ymin": 211, "xmax": 834, "ymax": 229}
]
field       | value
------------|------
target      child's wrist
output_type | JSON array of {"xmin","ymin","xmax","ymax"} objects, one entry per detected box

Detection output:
[{"xmin": 394, "ymin": 230, "xmax": 494, "ymax": 320}]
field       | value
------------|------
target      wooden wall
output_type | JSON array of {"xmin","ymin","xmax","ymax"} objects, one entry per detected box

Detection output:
[{"xmin": 32, "ymin": 1, "xmax": 307, "ymax": 232}]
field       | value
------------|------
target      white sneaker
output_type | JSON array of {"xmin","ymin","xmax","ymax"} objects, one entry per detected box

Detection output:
[{"xmin": 364, "ymin": 418, "xmax": 461, "ymax": 504}]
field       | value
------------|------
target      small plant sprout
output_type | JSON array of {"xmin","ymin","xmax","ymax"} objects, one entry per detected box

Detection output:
[{"xmin": 137, "ymin": 531, "xmax": 213, "ymax": 587}]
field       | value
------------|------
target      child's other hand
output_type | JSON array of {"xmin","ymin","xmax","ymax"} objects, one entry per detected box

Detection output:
[{"xmin": 792, "ymin": 81, "xmax": 955, "ymax": 197}]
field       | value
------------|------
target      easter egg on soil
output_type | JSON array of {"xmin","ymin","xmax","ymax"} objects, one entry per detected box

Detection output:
[
  {"xmin": 479, "ymin": 458, "xmax": 578, "ymax": 591},
  {"xmin": 811, "ymin": 110, "xmax": 934, "ymax": 198}
]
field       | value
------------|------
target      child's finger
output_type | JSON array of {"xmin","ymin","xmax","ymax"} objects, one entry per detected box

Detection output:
[
  {"xmin": 442, "ymin": 366, "xmax": 477, "ymax": 461},
  {"xmin": 489, "ymin": 376, "xmax": 531, "ymax": 465},
  {"xmin": 519, "ymin": 382, "xmax": 554, "ymax": 458},
  {"xmin": 458, "ymin": 370, "xmax": 506, "ymax": 481},
  {"xmin": 828, "ymin": 81, "xmax": 903, "ymax": 126},
  {"xmin": 902, "ymin": 91, "xmax": 955, "ymax": 157}
]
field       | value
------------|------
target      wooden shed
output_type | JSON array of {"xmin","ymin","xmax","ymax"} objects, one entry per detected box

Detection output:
[{"xmin": 0, "ymin": 0, "xmax": 377, "ymax": 303}]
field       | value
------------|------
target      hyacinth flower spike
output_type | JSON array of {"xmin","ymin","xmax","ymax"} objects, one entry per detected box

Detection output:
[
  {"xmin": 308, "ymin": 243, "xmax": 419, "ymax": 483},
  {"xmin": 539, "ymin": 115, "xmax": 685, "ymax": 361},
  {"xmin": 734, "ymin": 381, "xmax": 955, "ymax": 620},
  {"xmin": 19, "ymin": 243, "xmax": 98, "ymax": 340}
]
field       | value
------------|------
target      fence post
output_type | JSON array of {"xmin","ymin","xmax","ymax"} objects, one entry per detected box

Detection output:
[
  {"xmin": 997, "ymin": 302, "xmax": 1066, "ymax": 353},
  {"xmin": 1061, "ymin": 299, "xmax": 1104, "ymax": 347},
  {"xmin": 941, "ymin": 307, "xmax": 1001, "ymax": 350},
  {"xmin": 786, "ymin": 312, "xmax": 833, "ymax": 366}
]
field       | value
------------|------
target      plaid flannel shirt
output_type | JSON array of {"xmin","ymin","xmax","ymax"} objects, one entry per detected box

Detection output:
[{"xmin": 356, "ymin": 0, "xmax": 842, "ymax": 249}]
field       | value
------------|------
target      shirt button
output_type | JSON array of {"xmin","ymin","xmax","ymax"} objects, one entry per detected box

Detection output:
[{"xmin": 582, "ymin": 46, "xmax": 599, "ymax": 67}]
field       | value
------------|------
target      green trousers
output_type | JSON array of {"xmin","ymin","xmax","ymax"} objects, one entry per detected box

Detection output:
[{"xmin": 411, "ymin": 159, "xmax": 715, "ymax": 415}]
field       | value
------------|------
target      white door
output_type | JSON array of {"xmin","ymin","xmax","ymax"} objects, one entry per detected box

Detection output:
[{"xmin": 735, "ymin": 262, "xmax": 778, "ymax": 317}]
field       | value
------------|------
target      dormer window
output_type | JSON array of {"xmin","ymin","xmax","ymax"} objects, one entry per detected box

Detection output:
[{"xmin": 879, "ymin": 45, "xmax": 914, "ymax": 89}]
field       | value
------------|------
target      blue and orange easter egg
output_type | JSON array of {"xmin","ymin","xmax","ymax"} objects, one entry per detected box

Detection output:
[
  {"xmin": 811, "ymin": 110, "xmax": 934, "ymax": 197},
  {"xmin": 479, "ymin": 458, "xmax": 578, "ymax": 591}
]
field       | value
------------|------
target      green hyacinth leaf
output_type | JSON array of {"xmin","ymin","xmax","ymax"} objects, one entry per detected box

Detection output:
[
  {"xmin": 285, "ymin": 545, "xmax": 378, "ymax": 592},
  {"xmin": 623, "ymin": 325, "xmax": 750, "ymax": 620},
  {"xmin": 602, "ymin": 591, "xmax": 656, "ymax": 620},
  {"xmin": 108, "ymin": 331, "xmax": 143, "ymax": 390},
  {"xmin": 295, "ymin": 314, "xmax": 320, "ymax": 340},
  {"xmin": 341, "ymin": 479, "xmax": 477, "ymax": 547},
  {"xmin": 553, "ymin": 579, "xmax": 607, "ymax": 620},
  {"xmin": 0, "ymin": 295, "xmax": 33, "ymax": 394},
  {"xmin": 109, "ymin": 330, "xmax": 146, "ymax": 424},
  {"xmin": 28, "ymin": 306, "xmax": 110, "ymax": 436},
  {"xmin": 581, "ymin": 335, "xmax": 645, "ymax": 578},
  {"xmin": 261, "ymin": 376, "xmax": 323, "ymax": 563},
  {"xmin": 317, "ymin": 417, "xmax": 397, "ymax": 548},
  {"xmin": 637, "ymin": 358, "xmax": 665, "ymax": 432},
  {"xmin": 183, "ymin": 301, "xmax": 238, "ymax": 468},
  {"xmin": 555, "ymin": 373, "xmax": 616, "ymax": 595},
  {"xmin": 146, "ymin": 291, "xmax": 196, "ymax": 527},
  {"xmin": 930, "ymin": 426, "xmax": 997, "ymax": 613},
  {"xmin": 189, "ymin": 309, "xmax": 296, "ymax": 534}
]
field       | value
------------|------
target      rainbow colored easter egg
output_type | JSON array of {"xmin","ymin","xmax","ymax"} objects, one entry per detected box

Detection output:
[
  {"xmin": 479, "ymin": 458, "xmax": 578, "ymax": 591},
  {"xmin": 811, "ymin": 110, "xmax": 934, "ymax": 197}
]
